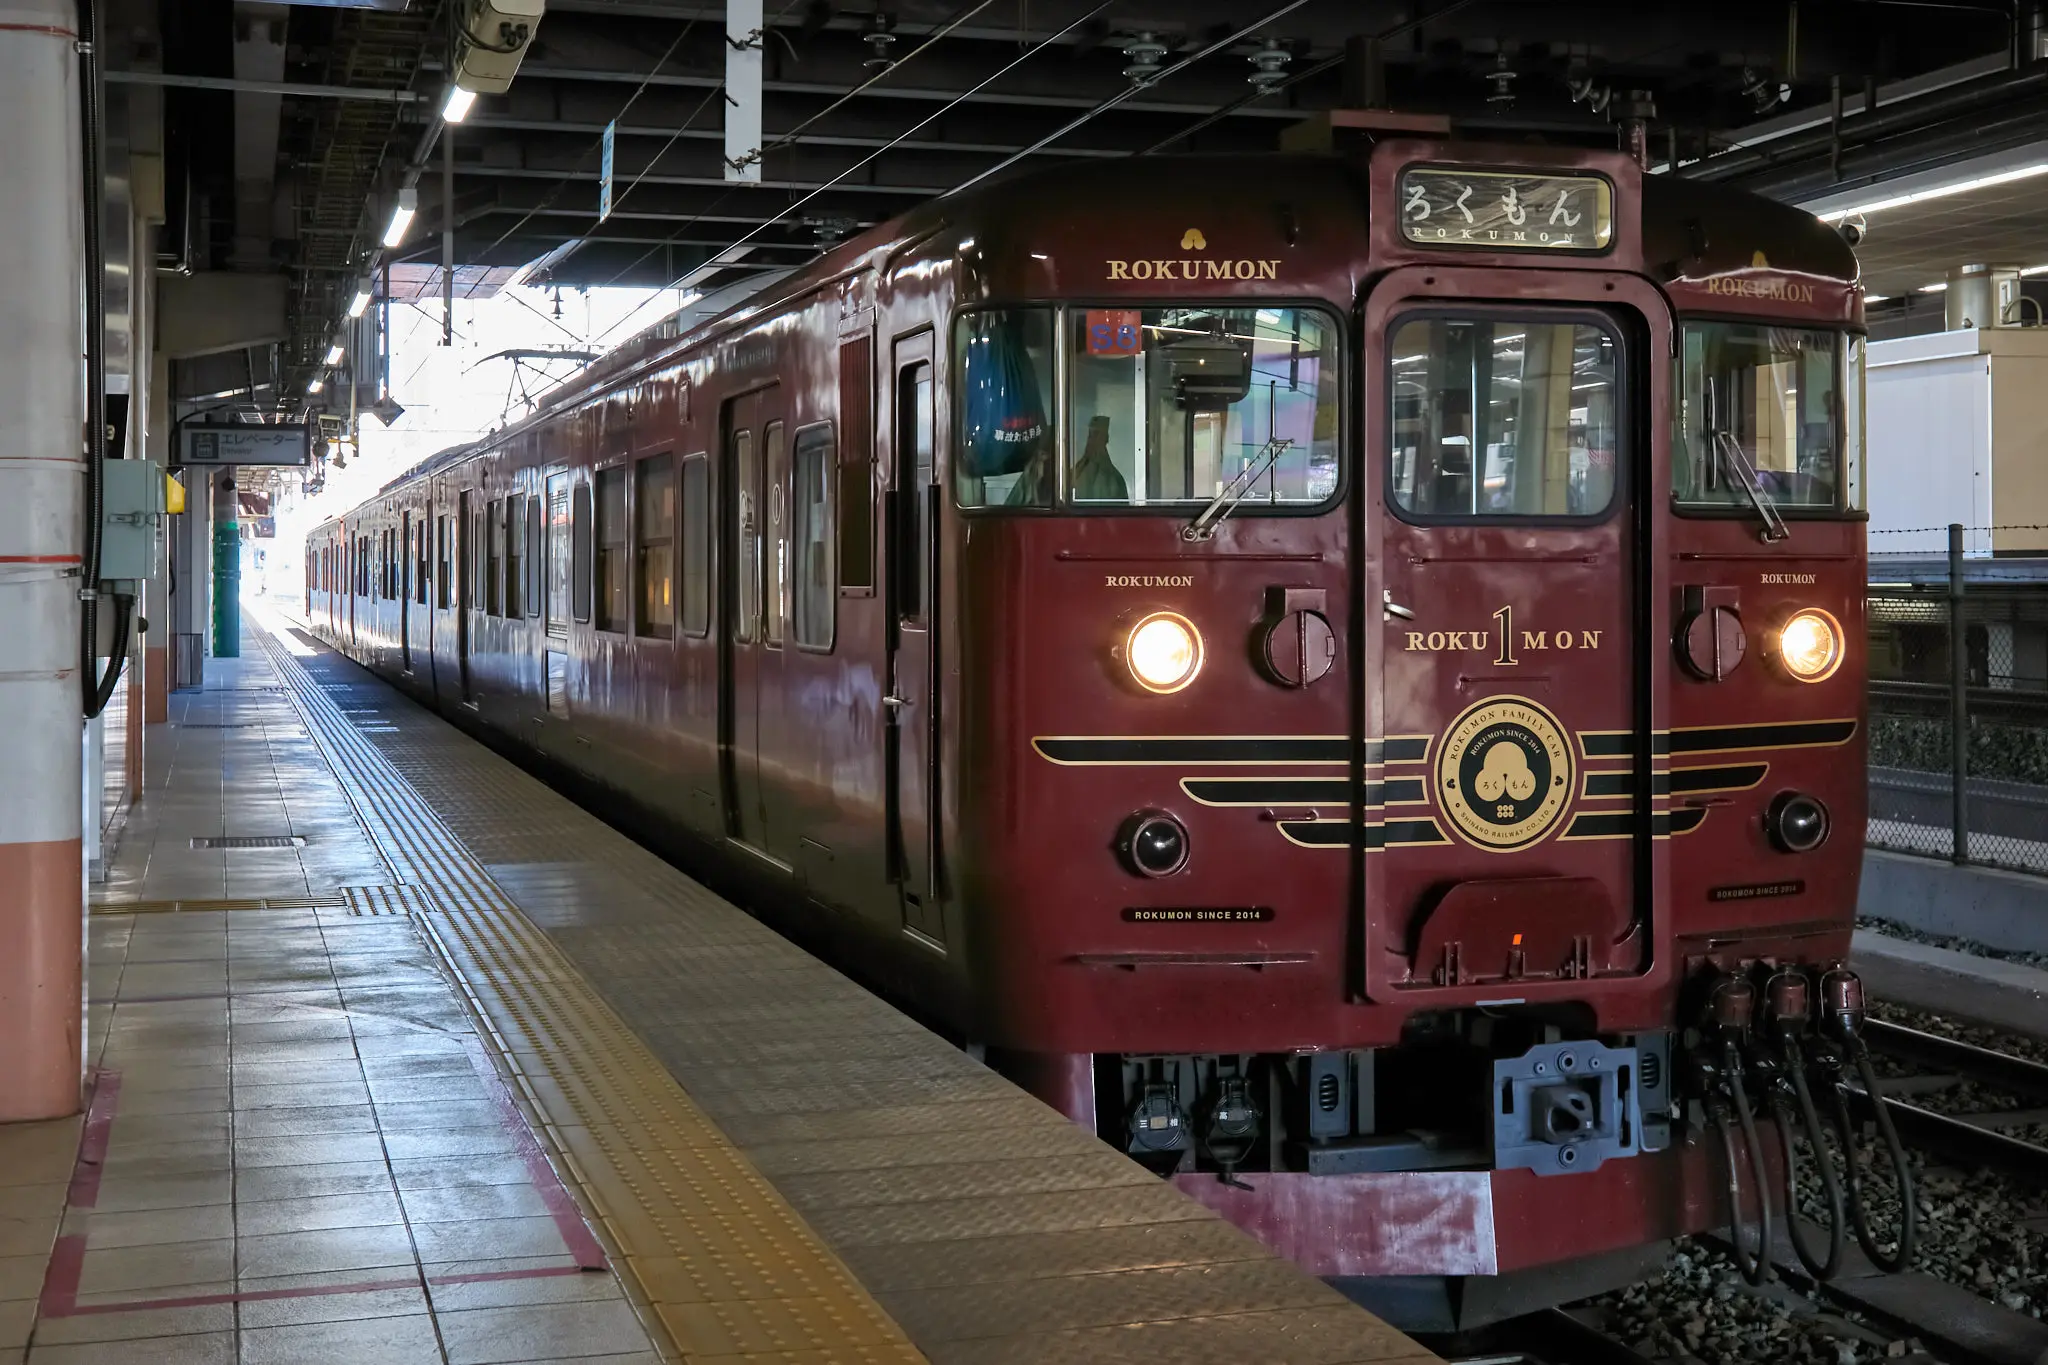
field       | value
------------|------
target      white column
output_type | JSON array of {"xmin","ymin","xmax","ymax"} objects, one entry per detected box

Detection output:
[{"xmin": 0, "ymin": 0, "xmax": 87, "ymax": 1120}]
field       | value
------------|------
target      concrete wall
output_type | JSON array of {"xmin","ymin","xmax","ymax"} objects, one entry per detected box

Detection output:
[{"xmin": 1859, "ymin": 847, "xmax": 2048, "ymax": 953}]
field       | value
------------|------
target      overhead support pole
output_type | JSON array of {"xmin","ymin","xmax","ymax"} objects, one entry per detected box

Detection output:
[
  {"xmin": 0, "ymin": 0, "xmax": 89, "ymax": 1121},
  {"xmin": 725, "ymin": 0, "xmax": 762, "ymax": 182},
  {"xmin": 443, "ymin": 122, "xmax": 454, "ymax": 346}
]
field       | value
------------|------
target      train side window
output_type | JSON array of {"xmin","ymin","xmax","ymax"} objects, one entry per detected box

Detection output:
[
  {"xmin": 594, "ymin": 465, "xmax": 628, "ymax": 632},
  {"xmin": 545, "ymin": 476, "xmax": 570, "ymax": 633},
  {"xmin": 486, "ymin": 500, "xmax": 504, "ymax": 616},
  {"xmin": 791, "ymin": 425, "xmax": 834, "ymax": 650},
  {"xmin": 837, "ymin": 336, "xmax": 874, "ymax": 592},
  {"xmin": 436, "ymin": 515, "xmax": 452, "ymax": 608},
  {"xmin": 571, "ymin": 481, "xmax": 593, "ymax": 623},
  {"xmin": 681, "ymin": 454, "xmax": 710, "ymax": 637},
  {"xmin": 505, "ymin": 494, "xmax": 525, "ymax": 619},
  {"xmin": 415, "ymin": 517, "xmax": 429, "ymax": 605},
  {"xmin": 635, "ymin": 454, "xmax": 676, "ymax": 639},
  {"xmin": 469, "ymin": 506, "xmax": 485, "ymax": 609},
  {"xmin": 895, "ymin": 361, "xmax": 933, "ymax": 620},
  {"xmin": 1389, "ymin": 316, "xmax": 1619, "ymax": 520},
  {"xmin": 764, "ymin": 420, "xmax": 786, "ymax": 645},
  {"xmin": 525, "ymin": 496, "xmax": 542, "ymax": 617},
  {"xmin": 735, "ymin": 428, "xmax": 758, "ymax": 644}
]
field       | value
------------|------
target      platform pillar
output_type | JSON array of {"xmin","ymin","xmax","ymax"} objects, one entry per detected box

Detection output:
[
  {"xmin": 212, "ymin": 470, "xmax": 239, "ymax": 657},
  {"xmin": 0, "ymin": 0, "xmax": 89, "ymax": 1121}
]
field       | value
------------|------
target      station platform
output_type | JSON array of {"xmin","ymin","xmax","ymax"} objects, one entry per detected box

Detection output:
[{"xmin": 0, "ymin": 606, "xmax": 1435, "ymax": 1364}]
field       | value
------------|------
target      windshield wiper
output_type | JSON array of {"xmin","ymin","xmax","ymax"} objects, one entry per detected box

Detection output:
[
  {"xmin": 1182, "ymin": 437, "xmax": 1295, "ymax": 542},
  {"xmin": 1711, "ymin": 427, "xmax": 1790, "ymax": 543}
]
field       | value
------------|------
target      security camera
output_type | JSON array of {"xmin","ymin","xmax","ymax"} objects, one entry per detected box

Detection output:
[{"xmin": 1838, "ymin": 213, "xmax": 1867, "ymax": 248}]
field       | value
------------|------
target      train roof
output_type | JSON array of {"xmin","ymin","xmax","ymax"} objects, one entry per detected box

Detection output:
[{"xmin": 336, "ymin": 146, "xmax": 1860, "ymax": 509}]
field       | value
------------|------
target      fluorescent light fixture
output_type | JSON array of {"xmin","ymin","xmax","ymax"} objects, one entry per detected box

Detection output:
[
  {"xmin": 382, "ymin": 187, "xmax": 418, "ymax": 248},
  {"xmin": 347, "ymin": 286, "xmax": 373, "ymax": 318},
  {"xmin": 1818, "ymin": 161, "xmax": 2048, "ymax": 221},
  {"xmin": 442, "ymin": 85, "xmax": 477, "ymax": 124},
  {"xmin": 308, "ymin": 377, "xmax": 325, "ymax": 395},
  {"xmin": 1920, "ymin": 282, "xmax": 1949, "ymax": 293},
  {"xmin": 1864, "ymin": 294, "xmax": 1889, "ymax": 303},
  {"xmin": 325, "ymin": 342, "xmax": 346, "ymax": 365},
  {"xmin": 2025, "ymin": 264, "xmax": 2048, "ymax": 276}
]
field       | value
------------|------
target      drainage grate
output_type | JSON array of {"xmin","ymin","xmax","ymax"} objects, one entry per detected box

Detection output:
[{"xmin": 189, "ymin": 835, "xmax": 306, "ymax": 849}]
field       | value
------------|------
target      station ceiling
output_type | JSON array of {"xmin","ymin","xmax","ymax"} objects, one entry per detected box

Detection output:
[{"xmin": 144, "ymin": 0, "xmax": 2048, "ymax": 413}]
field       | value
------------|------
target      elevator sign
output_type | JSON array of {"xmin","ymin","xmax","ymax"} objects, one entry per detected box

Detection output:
[
  {"xmin": 179, "ymin": 424, "xmax": 311, "ymax": 467},
  {"xmin": 1398, "ymin": 167, "xmax": 1614, "ymax": 251}
]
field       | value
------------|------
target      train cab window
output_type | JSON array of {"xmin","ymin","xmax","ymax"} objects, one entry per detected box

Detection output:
[
  {"xmin": 681, "ymin": 454, "xmax": 710, "ymax": 637},
  {"xmin": 1674, "ymin": 323, "xmax": 1855, "ymax": 515},
  {"xmin": 955, "ymin": 310, "xmax": 1053, "ymax": 508},
  {"xmin": 635, "ymin": 454, "xmax": 675, "ymax": 639},
  {"xmin": 1389, "ymin": 316, "xmax": 1619, "ymax": 519},
  {"xmin": 791, "ymin": 425, "xmax": 834, "ymax": 649},
  {"xmin": 1065, "ymin": 306, "xmax": 1341, "ymax": 507},
  {"xmin": 505, "ymin": 495, "xmax": 526, "ymax": 619},
  {"xmin": 595, "ymin": 466, "xmax": 628, "ymax": 632},
  {"xmin": 486, "ymin": 500, "xmax": 504, "ymax": 616}
]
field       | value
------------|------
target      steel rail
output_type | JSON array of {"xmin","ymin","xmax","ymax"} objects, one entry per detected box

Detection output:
[{"xmin": 1863, "ymin": 1018, "xmax": 2048, "ymax": 1100}]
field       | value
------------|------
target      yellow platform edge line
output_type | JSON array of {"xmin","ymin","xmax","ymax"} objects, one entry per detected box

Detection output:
[{"xmin": 412, "ymin": 899, "xmax": 930, "ymax": 1365}]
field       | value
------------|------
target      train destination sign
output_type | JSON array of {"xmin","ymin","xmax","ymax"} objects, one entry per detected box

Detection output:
[
  {"xmin": 1398, "ymin": 167, "xmax": 1614, "ymax": 251},
  {"xmin": 178, "ymin": 424, "xmax": 312, "ymax": 467}
]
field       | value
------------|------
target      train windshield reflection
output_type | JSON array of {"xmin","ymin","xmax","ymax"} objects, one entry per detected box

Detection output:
[
  {"xmin": 1676, "ymin": 322, "xmax": 1849, "ymax": 514},
  {"xmin": 953, "ymin": 307, "xmax": 1341, "ymax": 511}
]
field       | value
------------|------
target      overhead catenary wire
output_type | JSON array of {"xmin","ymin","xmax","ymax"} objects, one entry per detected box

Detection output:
[
  {"xmin": 729, "ymin": 0, "xmax": 1001, "ymax": 172},
  {"xmin": 465, "ymin": 20, "xmax": 699, "ymax": 270},
  {"xmin": 1138, "ymin": 0, "xmax": 1485, "ymax": 156},
  {"xmin": 591, "ymin": 0, "xmax": 1122, "ymax": 344},
  {"xmin": 950, "ymin": 0, "xmax": 1318, "ymax": 195}
]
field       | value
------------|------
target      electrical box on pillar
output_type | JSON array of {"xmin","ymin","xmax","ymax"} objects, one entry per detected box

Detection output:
[{"xmin": 452, "ymin": 0, "xmax": 543, "ymax": 96}]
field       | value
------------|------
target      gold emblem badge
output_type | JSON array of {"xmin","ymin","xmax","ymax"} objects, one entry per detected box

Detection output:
[{"xmin": 1435, "ymin": 696, "xmax": 1574, "ymax": 851}]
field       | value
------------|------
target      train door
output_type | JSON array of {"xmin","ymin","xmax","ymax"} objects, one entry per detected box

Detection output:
[
  {"xmin": 1363, "ymin": 267, "xmax": 1660, "ymax": 1000},
  {"xmin": 887, "ymin": 333, "xmax": 943, "ymax": 947},
  {"xmin": 456, "ymin": 490, "xmax": 474, "ymax": 703},
  {"xmin": 719, "ymin": 386, "xmax": 786, "ymax": 860}
]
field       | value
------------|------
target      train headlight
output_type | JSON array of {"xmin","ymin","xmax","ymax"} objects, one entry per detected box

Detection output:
[
  {"xmin": 1121, "ymin": 812, "xmax": 1190, "ymax": 877},
  {"xmin": 1773, "ymin": 608, "xmax": 1843, "ymax": 683},
  {"xmin": 1767, "ymin": 791, "xmax": 1831, "ymax": 853},
  {"xmin": 1126, "ymin": 612, "xmax": 1204, "ymax": 694}
]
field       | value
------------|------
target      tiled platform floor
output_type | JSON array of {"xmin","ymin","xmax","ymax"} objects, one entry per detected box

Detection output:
[
  {"xmin": 1, "ymin": 608, "xmax": 1432, "ymax": 1364},
  {"xmin": 0, "ymin": 903, "xmax": 661, "ymax": 1364}
]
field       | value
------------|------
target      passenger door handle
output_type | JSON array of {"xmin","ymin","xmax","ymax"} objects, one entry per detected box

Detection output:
[{"xmin": 1382, "ymin": 590, "xmax": 1416, "ymax": 622}]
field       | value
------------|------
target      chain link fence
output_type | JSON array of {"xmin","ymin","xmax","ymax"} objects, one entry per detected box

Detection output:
[{"xmin": 1868, "ymin": 527, "xmax": 2048, "ymax": 875}]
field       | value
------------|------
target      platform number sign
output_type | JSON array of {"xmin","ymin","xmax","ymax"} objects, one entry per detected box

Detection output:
[
  {"xmin": 1086, "ymin": 309, "xmax": 1143, "ymax": 356},
  {"xmin": 1398, "ymin": 167, "xmax": 1613, "ymax": 252}
]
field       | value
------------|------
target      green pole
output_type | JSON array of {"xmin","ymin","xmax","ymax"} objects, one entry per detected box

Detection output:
[{"xmin": 212, "ymin": 517, "xmax": 240, "ymax": 657}]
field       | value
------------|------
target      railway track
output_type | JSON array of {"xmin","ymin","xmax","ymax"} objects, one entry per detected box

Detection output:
[
  {"xmin": 1433, "ymin": 1308, "xmax": 1662, "ymax": 1365},
  {"xmin": 1855, "ymin": 1016, "xmax": 2048, "ymax": 1180}
]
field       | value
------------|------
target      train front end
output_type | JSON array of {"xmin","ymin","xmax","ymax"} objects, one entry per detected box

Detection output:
[{"xmin": 945, "ymin": 141, "xmax": 1868, "ymax": 1328}]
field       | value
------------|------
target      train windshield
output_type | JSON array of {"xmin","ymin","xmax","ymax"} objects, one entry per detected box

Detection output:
[
  {"xmin": 953, "ymin": 307, "xmax": 1340, "ymax": 510},
  {"xmin": 1674, "ymin": 322, "xmax": 1861, "ymax": 514}
]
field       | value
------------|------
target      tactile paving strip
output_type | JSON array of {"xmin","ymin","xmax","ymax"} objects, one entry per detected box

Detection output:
[
  {"xmin": 257, "ymin": 619, "xmax": 1436, "ymax": 1365},
  {"xmin": 257, "ymin": 629, "xmax": 924, "ymax": 1364}
]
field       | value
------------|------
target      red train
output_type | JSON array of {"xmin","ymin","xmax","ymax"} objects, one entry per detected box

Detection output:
[{"xmin": 308, "ymin": 128, "xmax": 1883, "ymax": 1328}]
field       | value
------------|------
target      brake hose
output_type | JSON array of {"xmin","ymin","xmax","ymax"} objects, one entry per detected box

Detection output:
[{"xmin": 1775, "ymin": 1036, "xmax": 1847, "ymax": 1281}]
